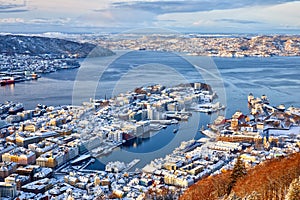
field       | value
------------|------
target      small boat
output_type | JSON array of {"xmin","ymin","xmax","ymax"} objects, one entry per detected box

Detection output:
[
  {"xmin": 173, "ymin": 128, "xmax": 178, "ymax": 133},
  {"xmin": 8, "ymin": 103, "xmax": 24, "ymax": 114}
]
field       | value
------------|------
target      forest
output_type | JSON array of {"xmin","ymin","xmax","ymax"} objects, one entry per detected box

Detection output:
[{"xmin": 180, "ymin": 153, "xmax": 300, "ymax": 200}]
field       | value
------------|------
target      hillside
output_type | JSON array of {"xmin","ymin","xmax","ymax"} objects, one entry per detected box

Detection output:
[
  {"xmin": 0, "ymin": 35, "xmax": 114, "ymax": 58},
  {"xmin": 180, "ymin": 153, "xmax": 300, "ymax": 200}
]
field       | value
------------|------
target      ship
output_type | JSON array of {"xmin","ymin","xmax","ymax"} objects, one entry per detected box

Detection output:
[
  {"xmin": 8, "ymin": 103, "xmax": 24, "ymax": 114},
  {"xmin": 122, "ymin": 132, "xmax": 136, "ymax": 141},
  {"xmin": 0, "ymin": 77, "xmax": 15, "ymax": 86}
]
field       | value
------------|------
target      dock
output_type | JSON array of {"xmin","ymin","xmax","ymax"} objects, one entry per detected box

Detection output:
[
  {"xmin": 70, "ymin": 154, "xmax": 92, "ymax": 165},
  {"xmin": 122, "ymin": 159, "xmax": 140, "ymax": 172}
]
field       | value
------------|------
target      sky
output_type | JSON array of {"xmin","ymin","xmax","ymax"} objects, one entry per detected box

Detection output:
[{"xmin": 0, "ymin": 0, "xmax": 300, "ymax": 34}]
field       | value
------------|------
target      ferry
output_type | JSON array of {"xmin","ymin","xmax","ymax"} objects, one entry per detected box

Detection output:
[{"xmin": 0, "ymin": 77, "xmax": 15, "ymax": 86}]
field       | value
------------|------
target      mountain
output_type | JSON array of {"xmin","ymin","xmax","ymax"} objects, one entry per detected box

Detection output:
[{"xmin": 0, "ymin": 34, "xmax": 114, "ymax": 58}]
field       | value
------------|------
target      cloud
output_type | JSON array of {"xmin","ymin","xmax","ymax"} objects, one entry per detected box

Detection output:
[
  {"xmin": 215, "ymin": 19, "xmax": 263, "ymax": 24},
  {"xmin": 0, "ymin": 0, "xmax": 299, "ymax": 34},
  {"xmin": 84, "ymin": 8, "xmax": 156, "ymax": 27},
  {"xmin": 0, "ymin": 18, "xmax": 25, "ymax": 23},
  {"xmin": 0, "ymin": 0, "xmax": 30, "ymax": 13},
  {"xmin": 111, "ymin": 0, "xmax": 299, "ymax": 14},
  {"xmin": 0, "ymin": 9, "xmax": 29, "ymax": 13},
  {"xmin": 0, "ymin": 17, "xmax": 71, "ymax": 26},
  {"xmin": 157, "ymin": 1, "xmax": 300, "ymax": 33},
  {"xmin": 29, "ymin": 18, "xmax": 72, "ymax": 25}
]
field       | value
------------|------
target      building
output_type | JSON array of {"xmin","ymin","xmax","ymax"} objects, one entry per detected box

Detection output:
[
  {"xmin": 0, "ymin": 162, "xmax": 17, "ymax": 179},
  {"xmin": 15, "ymin": 133, "xmax": 40, "ymax": 148},
  {"xmin": 2, "ymin": 147, "xmax": 36, "ymax": 165},
  {"xmin": 0, "ymin": 142, "xmax": 16, "ymax": 162},
  {"xmin": 21, "ymin": 178, "xmax": 53, "ymax": 194},
  {"xmin": 0, "ymin": 182, "xmax": 17, "ymax": 198},
  {"xmin": 5, "ymin": 173, "xmax": 30, "ymax": 190}
]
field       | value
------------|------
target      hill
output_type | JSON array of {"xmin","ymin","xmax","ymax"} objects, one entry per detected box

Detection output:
[
  {"xmin": 180, "ymin": 153, "xmax": 300, "ymax": 200},
  {"xmin": 0, "ymin": 34, "xmax": 114, "ymax": 58}
]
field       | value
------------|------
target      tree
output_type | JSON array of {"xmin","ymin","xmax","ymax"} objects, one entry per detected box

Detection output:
[
  {"xmin": 227, "ymin": 157, "xmax": 247, "ymax": 195},
  {"xmin": 286, "ymin": 176, "xmax": 300, "ymax": 200}
]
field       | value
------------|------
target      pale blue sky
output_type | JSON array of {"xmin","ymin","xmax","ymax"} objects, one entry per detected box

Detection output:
[{"xmin": 0, "ymin": 0, "xmax": 299, "ymax": 33}]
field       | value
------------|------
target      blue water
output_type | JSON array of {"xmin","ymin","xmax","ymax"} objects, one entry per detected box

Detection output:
[{"xmin": 1, "ymin": 51, "xmax": 299, "ymax": 170}]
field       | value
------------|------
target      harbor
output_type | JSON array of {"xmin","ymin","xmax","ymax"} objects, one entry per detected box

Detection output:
[{"xmin": 0, "ymin": 51, "xmax": 299, "ymax": 199}]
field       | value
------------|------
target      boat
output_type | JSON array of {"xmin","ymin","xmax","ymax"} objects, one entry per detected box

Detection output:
[
  {"xmin": 173, "ymin": 128, "xmax": 178, "ymax": 133},
  {"xmin": 122, "ymin": 132, "xmax": 136, "ymax": 141},
  {"xmin": 277, "ymin": 104, "xmax": 286, "ymax": 112},
  {"xmin": 8, "ymin": 103, "xmax": 24, "ymax": 114},
  {"xmin": 31, "ymin": 73, "xmax": 39, "ymax": 80},
  {"xmin": 0, "ymin": 77, "xmax": 14, "ymax": 86},
  {"xmin": 150, "ymin": 124, "xmax": 163, "ymax": 131},
  {"xmin": 0, "ymin": 102, "xmax": 13, "ymax": 115},
  {"xmin": 13, "ymin": 75, "xmax": 26, "ymax": 83},
  {"xmin": 171, "ymin": 119, "xmax": 179, "ymax": 124}
]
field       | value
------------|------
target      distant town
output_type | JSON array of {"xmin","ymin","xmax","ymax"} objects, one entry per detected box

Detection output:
[
  {"xmin": 90, "ymin": 34, "xmax": 300, "ymax": 57},
  {"xmin": 0, "ymin": 82, "xmax": 299, "ymax": 199},
  {"xmin": 1, "ymin": 34, "xmax": 300, "ymax": 85}
]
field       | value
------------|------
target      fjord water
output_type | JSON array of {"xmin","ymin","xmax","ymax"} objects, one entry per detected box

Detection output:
[
  {"xmin": 1, "ymin": 52, "xmax": 299, "ymax": 114},
  {"xmin": 1, "ymin": 51, "xmax": 299, "ymax": 169}
]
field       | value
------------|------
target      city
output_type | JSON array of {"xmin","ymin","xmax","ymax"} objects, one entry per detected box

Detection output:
[
  {"xmin": 0, "ymin": 0, "xmax": 300, "ymax": 199},
  {"xmin": 0, "ymin": 81, "xmax": 299, "ymax": 199}
]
